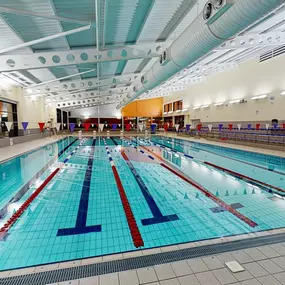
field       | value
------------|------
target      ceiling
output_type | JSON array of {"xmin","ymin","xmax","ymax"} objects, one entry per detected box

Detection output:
[{"xmin": 0, "ymin": 0, "xmax": 285, "ymax": 111}]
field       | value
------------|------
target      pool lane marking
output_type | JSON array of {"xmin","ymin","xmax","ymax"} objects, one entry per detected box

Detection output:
[
  {"xmin": 160, "ymin": 137, "xmax": 285, "ymax": 176},
  {"xmin": 124, "ymin": 138, "xmax": 258, "ymax": 228},
  {"xmin": 120, "ymin": 150, "xmax": 179, "ymax": 226},
  {"xmin": 0, "ymin": 139, "xmax": 87, "ymax": 239},
  {"xmin": 102, "ymin": 138, "xmax": 144, "ymax": 248},
  {"xmin": 143, "ymin": 138, "xmax": 285, "ymax": 196},
  {"xmin": 57, "ymin": 138, "xmax": 102, "ymax": 236},
  {"xmin": 0, "ymin": 138, "xmax": 79, "ymax": 219}
]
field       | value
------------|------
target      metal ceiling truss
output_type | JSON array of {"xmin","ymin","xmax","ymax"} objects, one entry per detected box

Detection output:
[
  {"xmin": 0, "ymin": 42, "xmax": 167, "ymax": 73},
  {"xmin": 24, "ymin": 73, "xmax": 142, "ymax": 95},
  {"xmin": 216, "ymin": 31, "xmax": 285, "ymax": 51},
  {"xmin": 45, "ymin": 89, "xmax": 128, "ymax": 103}
]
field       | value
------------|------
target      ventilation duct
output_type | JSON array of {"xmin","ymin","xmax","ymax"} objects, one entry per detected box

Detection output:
[{"xmin": 117, "ymin": 0, "xmax": 283, "ymax": 109}]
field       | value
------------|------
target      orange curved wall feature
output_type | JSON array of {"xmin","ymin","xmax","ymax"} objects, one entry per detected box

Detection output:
[{"xmin": 122, "ymin": 97, "xmax": 162, "ymax": 117}]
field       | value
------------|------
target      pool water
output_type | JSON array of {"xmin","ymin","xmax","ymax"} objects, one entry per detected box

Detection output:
[{"xmin": 0, "ymin": 135, "xmax": 285, "ymax": 271}]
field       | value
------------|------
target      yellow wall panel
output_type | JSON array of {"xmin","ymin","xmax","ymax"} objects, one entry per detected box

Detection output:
[{"xmin": 122, "ymin": 97, "xmax": 162, "ymax": 117}]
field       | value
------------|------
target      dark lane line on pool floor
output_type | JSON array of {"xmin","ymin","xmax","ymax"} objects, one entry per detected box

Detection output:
[
  {"xmin": 103, "ymin": 138, "xmax": 144, "ymax": 248},
  {"xmin": 146, "ymin": 138, "xmax": 285, "ymax": 196},
  {"xmin": 0, "ymin": 137, "xmax": 79, "ymax": 219},
  {"xmin": 124, "ymin": 138, "xmax": 258, "ymax": 228},
  {"xmin": 57, "ymin": 138, "xmax": 102, "ymax": 236},
  {"xmin": 120, "ymin": 150, "xmax": 179, "ymax": 226}
]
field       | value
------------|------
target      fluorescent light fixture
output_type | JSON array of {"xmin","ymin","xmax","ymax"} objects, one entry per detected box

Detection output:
[
  {"xmin": 229, "ymin": 99, "xmax": 240, "ymax": 104},
  {"xmin": 163, "ymin": 112, "xmax": 168, "ymax": 115},
  {"xmin": 27, "ymin": 88, "xmax": 32, "ymax": 94},
  {"xmin": 193, "ymin": 106, "xmax": 200, "ymax": 110},
  {"xmin": 214, "ymin": 102, "xmax": 224, "ymax": 106},
  {"xmin": 281, "ymin": 91, "xmax": 285, "ymax": 96},
  {"xmin": 168, "ymin": 111, "xmax": 173, "ymax": 114},
  {"xmin": 251, "ymin": 94, "xmax": 267, "ymax": 100},
  {"xmin": 201, "ymin": 105, "xmax": 209, "ymax": 108},
  {"xmin": 176, "ymin": 110, "xmax": 181, "ymax": 113},
  {"xmin": 182, "ymin": 108, "xmax": 188, "ymax": 112},
  {"xmin": 84, "ymin": 116, "xmax": 89, "ymax": 119}
]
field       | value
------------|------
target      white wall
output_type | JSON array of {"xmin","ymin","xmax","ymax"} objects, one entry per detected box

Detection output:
[
  {"xmin": 1, "ymin": 86, "xmax": 56, "ymax": 129},
  {"xmin": 163, "ymin": 55, "xmax": 285, "ymax": 123},
  {"xmin": 70, "ymin": 103, "xmax": 121, "ymax": 119}
]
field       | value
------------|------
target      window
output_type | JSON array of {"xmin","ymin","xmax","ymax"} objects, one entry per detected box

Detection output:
[
  {"xmin": 163, "ymin": 103, "xmax": 173, "ymax": 113},
  {"xmin": 173, "ymin": 100, "xmax": 183, "ymax": 111}
]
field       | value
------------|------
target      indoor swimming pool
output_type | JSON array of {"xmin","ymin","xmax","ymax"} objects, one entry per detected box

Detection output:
[{"xmin": 0, "ymin": 135, "xmax": 285, "ymax": 271}]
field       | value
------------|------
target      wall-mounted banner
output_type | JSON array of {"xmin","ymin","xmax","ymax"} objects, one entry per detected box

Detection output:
[
  {"xmin": 186, "ymin": 124, "xmax": 191, "ymax": 132},
  {"xmin": 78, "ymin": 123, "xmax": 81, "ymax": 128},
  {"xmin": 218, "ymin": 124, "xmax": 223, "ymax": 131},
  {"xmin": 112, "ymin": 124, "xmax": 118, "ymax": 131},
  {"xmin": 69, "ymin": 123, "xmax": 75, "ymax": 132},
  {"xmin": 282, "ymin": 124, "xmax": 285, "ymax": 129},
  {"xmin": 63, "ymin": 123, "xmax": 66, "ymax": 127},
  {"xmin": 84, "ymin": 123, "xmax": 91, "ymax": 131},
  {"xmin": 5, "ymin": 122, "xmax": 13, "ymax": 132},
  {"xmin": 118, "ymin": 124, "xmax": 121, "ymax": 128},
  {"xmin": 22, "ymin": 122, "xmax": 29, "ymax": 131},
  {"xmin": 237, "ymin": 124, "xmax": 241, "ymax": 130},
  {"xmin": 273, "ymin": 123, "xmax": 278, "ymax": 129},
  {"xmin": 38, "ymin": 122, "xmax": 45, "ymax": 132},
  {"xmin": 256, "ymin": 123, "xmax": 260, "ymax": 130},
  {"xmin": 91, "ymin": 124, "xmax": 94, "ymax": 128},
  {"xmin": 228, "ymin": 124, "xmax": 233, "ymax": 131},
  {"xmin": 175, "ymin": 124, "xmax": 180, "ymax": 132},
  {"xmin": 265, "ymin": 123, "xmax": 270, "ymax": 130},
  {"xmin": 208, "ymin": 124, "xmax": 213, "ymax": 132},
  {"xmin": 55, "ymin": 123, "xmax": 61, "ymax": 131},
  {"xmin": 197, "ymin": 124, "xmax": 202, "ymax": 131},
  {"xmin": 247, "ymin": 124, "xmax": 251, "ymax": 130},
  {"xmin": 99, "ymin": 124, "xmax": 104, "ymax": 131},
  {"xmin": 138, "ymin": 123, "xmax": 143, "ymax": 132},
  {"xmin": 164, "ymin": 124, "xmax": 168, "ymax": 131},
  {"xmin": 151, "ymin": 124, "xmax": 157, "ymax": 133},
  {"xmin": 125, "ymin": 124, "xmax": 131, "ymax": 131}
]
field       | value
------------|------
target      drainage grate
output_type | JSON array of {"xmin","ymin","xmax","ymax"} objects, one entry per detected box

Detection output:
[{"xmin": 1, "ymin": 232, "xmax": 285, "ymax": 285}]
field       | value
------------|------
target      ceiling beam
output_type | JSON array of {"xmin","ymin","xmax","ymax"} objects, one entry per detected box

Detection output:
[
  {"xmin": 23, "ymin": 73, "xmax": 142, "ymax": 94},
  {"xmin": 0, "ymin": 42, "xmax": 167, "ymax": 72},
  {"xmin": 0, "ymin": 6, "xmax": 91, "ymax": 25},
  {"xmin": 0, "ymin": 25, "xmax": 92, "ymax": 54},
  {"xmin": 216, "ymin": 31, "xmax": 285, "ymax": 51}
]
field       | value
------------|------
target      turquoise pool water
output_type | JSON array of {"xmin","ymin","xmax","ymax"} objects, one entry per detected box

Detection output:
[{"xmin": 0, "ymin": 136, "xmax": 285, "ymax": 271}]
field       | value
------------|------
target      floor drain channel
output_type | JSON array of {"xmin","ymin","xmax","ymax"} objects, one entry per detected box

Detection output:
[{"xmin": 1, "ymin": 232, "xmax": 285, "ymax": 285}]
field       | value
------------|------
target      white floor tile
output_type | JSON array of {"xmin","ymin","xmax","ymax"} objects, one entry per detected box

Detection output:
[
  {"xmin": 137, "ymin": 267, "xmax": 158, "ymax": 284},
  {"xmin": 159, "ymin": 278, "xmax": 180, "ymax": 285},
  {"xmin": 119, "ymin": 270, "xmax": 139, "ymax": 285},
  {"xmin": 154, "ymin": 264, "xmax": 176, "ymax": 280},
  {"xmin": 100, "ymin": 273, "xmax": 119, "ymax": 285},
  {"xmin": 186, "ymin": 258, "xmax": 209, "ymax": 273},
  {"xmin": 171, "ymin": 261, "xmax": 192, "ymax": 277},
  {"xmin": 178, "ymin": 274, "xmax": 201, "ymax": 285},
  {"xmin": 79, "ymin": 276, "xmax": 99, "ymax": 285}
]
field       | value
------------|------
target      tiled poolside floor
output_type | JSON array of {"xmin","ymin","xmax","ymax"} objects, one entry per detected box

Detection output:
[{"xmin": 41, "ymin": 241, "xmax": 285, "ymax": 284}]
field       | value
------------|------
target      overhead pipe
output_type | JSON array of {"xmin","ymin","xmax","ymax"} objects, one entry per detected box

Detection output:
[{"xmin": 117, "ymin": 0, "xmax": 284, "ymax": 109}]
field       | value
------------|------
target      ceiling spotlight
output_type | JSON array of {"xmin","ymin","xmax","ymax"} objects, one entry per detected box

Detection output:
[{"xmin": 27, "ymin": 88, "xmax": 32, "ymax": 94}]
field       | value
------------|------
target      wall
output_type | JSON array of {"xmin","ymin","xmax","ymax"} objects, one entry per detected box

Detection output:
[
  {"xmin": 0, "ymin": 86, "xmax": 56, "ymax": 129},
  {"xmin": 163, "ymin": 55, "xmax": 285, "ymax": 123},
  {"xmin": 70, "ymin": 103, "xmax": 121, "ymax": 119},
  {"xmin": 122, "ymin": 97, "xmax": 162, "ymax": 117}
]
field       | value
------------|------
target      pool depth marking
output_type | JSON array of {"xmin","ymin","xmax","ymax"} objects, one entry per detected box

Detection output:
[
  {"xmin": 125, "ymin": 138, "xmax": 258, "ymax": 228},
  {"xmin": 120, "ymin": 150, "xmax": 179, "ymax": 226},
  {"xmin": 102, "ymin": 138, "xmax": 144, "ymax": 248},
  {"xmin": 0, "ymin": 139, "xmax": 88, "ymax": 239},
  {"xmin": 146, "ymin": 138, "xmax": 285, "ymax": 196},
  {"xmin": 57, "ymin": 139, "xmax": 102, "ymax": 236}
]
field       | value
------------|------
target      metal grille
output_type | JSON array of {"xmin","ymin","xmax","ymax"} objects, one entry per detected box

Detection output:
[
  {"xmin": 260, "ymin": 44, "xmax": 285, "ymax": 62},
  {"xmin": 1, "ymin": 232, "xmax": 285, "ymax": 285}
]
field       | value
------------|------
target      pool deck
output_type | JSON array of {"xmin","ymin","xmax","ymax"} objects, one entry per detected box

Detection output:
[{"xmin": 1, "ymin": 133, "xmax": 285, "ymax": 284}]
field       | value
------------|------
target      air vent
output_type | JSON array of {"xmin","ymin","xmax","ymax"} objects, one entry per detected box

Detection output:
[{"xmin": 260, "ymin": 44, "xmax": 285, "ymax": 62}]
